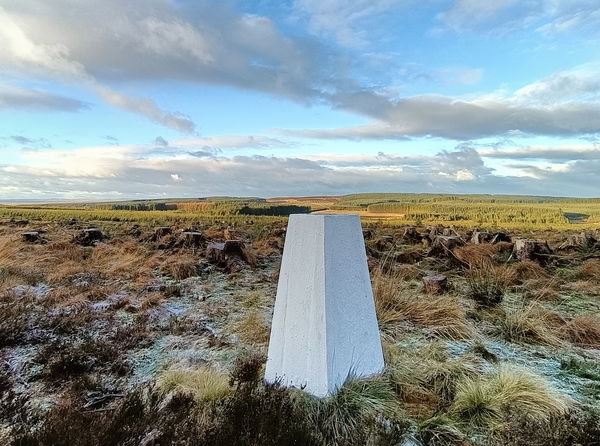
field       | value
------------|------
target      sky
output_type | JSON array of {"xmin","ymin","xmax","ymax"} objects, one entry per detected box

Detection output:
[{"xmin": 1, "ymin": 0, "xmax": 600, "ymax": 200}]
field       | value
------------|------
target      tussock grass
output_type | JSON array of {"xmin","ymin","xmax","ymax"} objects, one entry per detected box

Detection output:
[
  {"xmin": 373, "ymin": 270, "xmax": 473, "ymax": 340},
  {"xmin": 300, "ymin": 375, "xmax": 407, "ymax": 446},
  {"xmin": 233, "ymin": 310, "xmax": 271, "ymax": 344},
  {"xmin": 415, "ymin": 415, "xmax": 467, "ymax": 446},
  {"xmin": 522, "ymin": 277, "xmax": 561, "ymax": 301},
  {"xmin": 451, "ymin": 365, "xmax": 570, "ymax": 428},
  {"xmin": 561, "ymin": 315, "xmax": 600, "ymax": 348},
  {"xmin": 465, "ymin": 264, "xmax": 514, "ymax": 306},
  {"xmin": 577, "ymin": 258, "xmax": 600, "ymax": 281},
  {"xmin": 454, "ymin": 244, "xmax": 506, "ymax": 269},
  {"xmin": 500, "ymin": 303, "xmax": 564, "ymax": 346},
  {"xmin": 158, "ymin": 366, "xmax": 232, "ymax": 403},
  {"xmin": 92, "ymin": 241, "xmax": 154, "ymax": 279},
  {"xmin": 160, "ymin": 253, "xmax": 199, "ymax": 280},
  {"xmin": 385, "ymin": 342, "xmax": 482, "ymax": 416},
  {"xmin": 508, "ymin": 260, "xmax": 550, "ymax": 284},
  {"xmin": 395, "ymin": 264, "xmax": 423, "ymax": 281}
]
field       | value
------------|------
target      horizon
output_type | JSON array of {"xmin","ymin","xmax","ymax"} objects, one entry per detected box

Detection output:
[
  {"xmin": 3, "ymin": 191, "xmax": 600, "ymax": 206},
  {"xmin": 2, "ymin": 1, "xmax": 600, "ymax": 199}
]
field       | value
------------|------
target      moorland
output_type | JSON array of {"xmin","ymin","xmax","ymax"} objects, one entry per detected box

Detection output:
[{"xmin": 1, "ymin": 193, "xmax": 599, "ymax": 445}]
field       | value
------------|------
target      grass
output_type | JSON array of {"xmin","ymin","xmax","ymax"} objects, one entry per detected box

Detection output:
[
  {"xmin": 499, "ymin": 303, "xmax": 564, "ymax": 346},
  {"xmin": 465, "ymin": 265, "xmax": 511, "ymax": 306},
  {"xmin": 578, "ymin": 259, "xmax": 600, "ymax": 280},
  {"xmin": 451, "ymin": 365, "xmax": 570, "ymax": 428},
  {"xmin": 3, "ymin": 206, "xmax": 600, "ymax": 445},
  {"xmin": 415, "ymin": 415, "xmax": 467, "ymax": 446},
  {"xmin": 385, "ymin": 342, "xmax": 482, "ymax": 416},
  {"xmin": 560, "ymin": 357, "xmax": 600, "ymax": 381},
  {"xmin": 299, "ymin": 376, "xmax": 408, "ymax": 446},
  {"xmin": 373, "ymin": 269, "xmax": 473, "ymax": 340},
  {"xmin": 561, "ymin": 315, "xmax": 600, "ymax": 348},
  {"xmin": 232, "ymin": 310, "xmax": 271, "ymax": 344},
  {"xmin": 158, "ymin": 366, "xmax": 232, "ymax": 403},
  {"xmin": 159, "ymin": 253, "xmax": 199, "ymax": 279}
]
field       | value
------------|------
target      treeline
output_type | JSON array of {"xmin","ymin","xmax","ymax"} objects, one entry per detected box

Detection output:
[
  {"xmin": 337, "ymin": 193, "xmax": 600, "ymax": 207},
  {"xmin": 96, "ymin": 202, "xmax": 177, "ymax": 211},
  {"xmin": 92, "ymin": 201, "xmax": 310, "ymax": 217},
  {"xmin": 239, "ymin": 205, "xmax": 311, "ymax": 216},
  {"xmin": 367, "ymin": 202, "xmax": 571, "ymax": 225}
]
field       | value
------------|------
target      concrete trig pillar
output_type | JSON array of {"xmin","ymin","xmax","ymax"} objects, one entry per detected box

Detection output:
[{"xmin": 265, "ymin": 214, "xmax": 384, "ymax": 397}]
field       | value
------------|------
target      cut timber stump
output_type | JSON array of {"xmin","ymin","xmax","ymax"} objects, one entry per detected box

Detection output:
[
  {"xmin": 558, "ymin": 232, "xmax": 597, "ymax": 251},
  {"xmin": 73, "ymin": 228, "xmax": 103, "ymax": 246},
  {"xmin": 153, "ymin": 226, "xmax": 172, "ymax": 240},
  {"xmin": 180, "ymin": 231, "xmax": 204, "ymax": 248},
  {"xmin": 206, "ymin": 240, "xmax": 253, "ymax": 272},
  {"xmin": 265, "ymin": 214, "xmax": 384, "ymax": 397},
  {"xmin": 402, "ymin": 226, "xmax": 423, "ymax": 244},
  {"xmin": 513, "ymin": 239, "xmax": 553, "ymax": 264},
  {"xmin": 423, "ymin": 275, "xmax": 450, "ymax": 294},
  {"xmin": 21, "ymin": 231, "xmax": 46, "ymax": 244},
  {"xmin": 470, "ymin": 231, "xmax": 492, "ymax": 244},
  {"xmin": 428, "ymin": 235, "xmax": 465, "ymax": 258}
]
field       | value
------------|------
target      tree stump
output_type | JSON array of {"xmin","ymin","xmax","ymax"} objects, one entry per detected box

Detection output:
[
  {"xmin": 73, "ymin": 228, "xmax": 104, "ymax": 246},
  {"xmin": 558, "ymin": 232, "xmax": 597, "ymax": 251},
  {"xmin": 206, "ymin": 240, "xmax": 252, "ymax": 272},
  {"xmin": 21, "ymin": 231, "xmax": 45, "ymax": 243},
  {"xmin": 423, "ymin": 275, "xmax": 450, "ymax": 294},
  {"xmin": 374, "ymin": 235, "xmax": 394, "ymax": 251},
  {"xmin": 442, "ymin": 227, "xmax": 461, "ymax": 237},
  {"xmin": 513, "ymin": 239, "xmax": 553, "ymax": 264},
  {"xmin": 490, "ymin": 232, "xmax": 511, "ymax": 244},
  {"xmin": 128, "ymin": 224, "xmax": 142, "ymax": 237},
  {"xmin": 153, "ymin": 226, "xmax": 172, "ymax": 240},
  {"xmin": 428, "ymin": 235, "xmax": 465, "ymax": 258},
  {"xmin": 427, "ymin": 226, "xmax": 441, "ymax": 242},
  {"xmin": 180, "ymin": 231, "xmax": 204, "ymax": 248},
  {"xmin": 470, "ymin": 231, "xmax": 492, "ymax": 244},
  {"xmin": 401, "ymin": 226, "xmax": 423, "ymax": 244}
]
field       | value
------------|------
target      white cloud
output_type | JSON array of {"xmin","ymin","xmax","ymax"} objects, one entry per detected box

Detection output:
[
  {"xmin": 172, "ymin": 135, "xmax": 292, "ymax": 150},
  {"xmin": 291, "ymin": 66, "xmax": 600, "ymax": 140},
  {"xmin": 0, "ymin": 5, "xmax": 196, "ymax": 132},
  {"xmin": 0, "ymin": 0, "xmax": 339, "ymax": 131},
  {"xmin": 0, "ymin": 0, "xmax": 329, "ymax": 102},
  {"xmin": 436, "ymin": 0, "xmax": 600, "ymax": 36},
  {"xmin": 2, "ymin": 140, "xmax": 600, "ymax": 198},
  {"xmin": 479, "ymin": 143, "xmax": 600, "ymax": 160},
  {"xmin": 293, "ymin": 0, "xmax": 412, "ymax": 47},
  {"xmin": 513, "ymin": 65, "xmax": 600, "ymax": 104},
  {"xmin": 0, "ymin": 83, "xmax": 87, "ymax": 111}
]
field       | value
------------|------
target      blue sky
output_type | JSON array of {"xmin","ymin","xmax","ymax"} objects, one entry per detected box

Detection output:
[{"xmin": 1, "ymin": 0, "xmax": 600, "ymax": 199}]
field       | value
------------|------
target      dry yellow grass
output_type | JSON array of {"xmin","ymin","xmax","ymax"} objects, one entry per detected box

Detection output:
[
  {"xmin": 561, "ymin": 315, "xmax": 600, "ymax": 348},
  {"xmin": 159, "ymin": 253, "xmax": 199, "ymax": 280},
  {"xmin": 158, "ymin": 366, "xmax": 231, "ymax": 403},
  {"xmin": 508, "ymin": 261, "xmax": 550, "ymax": 284},
  {"xmin": 454, "ymin": 244, "xmax": 505, "ymax": 269},
  {"xmin": 232, "ymin": 310, "xmax": 271, "ymax": 344},
  {"xmin": 373, "ymin": 270, "xmax": 473, "ymax": 340},
  {"xmin": 451, "ymin": 365, "xmax": 570, "ymax": 428},
  {"xmin": 522, "ymin": 277, "xmax": 562, "ymax": 301},
  {"xmin": 500, "ymin": 303, "xmax": 564, "ymax": 346},
  {"xmin": 577, "ymin": 259, "xmax": 600, "ymax": 281},
  {"xmin": 385, "ymin": 342, "xmax": 481, "ymax": 417}
]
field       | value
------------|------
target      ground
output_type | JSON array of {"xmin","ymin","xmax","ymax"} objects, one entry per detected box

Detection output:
[{"xmin": 0, "ymin": 207, "xmax": 599, "ymax": 445}]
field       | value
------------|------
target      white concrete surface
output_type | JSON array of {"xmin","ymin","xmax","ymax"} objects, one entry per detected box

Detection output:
[{"xmin": 265, "ymin": 214, "xmax": 384, "ymax": 397}]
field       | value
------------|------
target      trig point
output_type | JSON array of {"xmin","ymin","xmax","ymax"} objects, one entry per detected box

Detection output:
[{"xmin": 265, "ymin": 214, "xmax": 384, "ymax": 397}]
